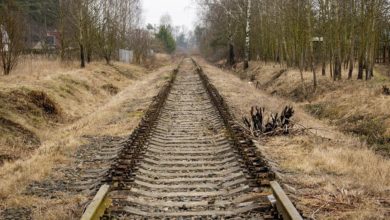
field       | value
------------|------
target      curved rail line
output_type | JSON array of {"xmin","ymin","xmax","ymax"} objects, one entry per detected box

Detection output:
[{"xmin": 81, "ymin": 58, "xmax": 302, "ymax": 220}]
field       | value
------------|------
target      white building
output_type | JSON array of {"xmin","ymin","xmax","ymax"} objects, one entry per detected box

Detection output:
[{"xmin": 119, "ymin": 49, "xmax": 134, "ymax": 63}]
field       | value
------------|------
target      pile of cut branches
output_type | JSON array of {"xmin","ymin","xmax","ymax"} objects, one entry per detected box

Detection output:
[
  {"xmin": 383, "ymin": 86, "xmax": 390, "ymax": 96},
  {"xmin": 242, "ymin": 106, "xmax": 295, "ymax": 136}
]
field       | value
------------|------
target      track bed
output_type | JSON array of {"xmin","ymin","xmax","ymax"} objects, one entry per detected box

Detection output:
[{"xmin": 103, "ymin": 59, "xmax": 275, "ymax": 219}]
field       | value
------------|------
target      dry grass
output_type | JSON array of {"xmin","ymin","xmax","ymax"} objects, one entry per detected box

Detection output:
[
  {"xmin": 263, "ymin": 136, "xmax": 389, "ymax": 220},
  {"xmin": 1, "ymin": 55, "xmax": 78, "ymax": 84},
  {"xmin": 0, "ymin": 56, "xmax": 174, "ymax": 219},
  {"xmin": 196, "ymin": 57, "xmax": 390, "ymax": 219},
  {"xmin": 232, "ymin": 60, "xmax": 390, "ymax": 154},
  {"xmin": 0, "ymin": 55, "xmax": 151, "ymax": 163}
]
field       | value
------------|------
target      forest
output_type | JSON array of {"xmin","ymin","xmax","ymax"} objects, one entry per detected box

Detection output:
[
  {"xmin": 196, "ymin": 0, "xmax": 390, "ymax": 87},
  {"xmin": 0, "ymin": 0, "xmax": 180, "ymax": 75}
]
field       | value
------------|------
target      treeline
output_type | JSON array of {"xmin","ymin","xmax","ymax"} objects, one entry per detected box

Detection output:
[
  {"xmin": 0, "ymin": 0, "xmax": 148, "ymax": 74},
  {"xmin": 196, "ymin": 0, "xmax": 390, "ymax": 86}
]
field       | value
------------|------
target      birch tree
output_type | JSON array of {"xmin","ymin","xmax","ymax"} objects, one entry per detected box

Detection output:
[
  {"xmin": 243, "ymin": 0, "xmax": 251, "ymax": 69},
  {"xmin": 197, "ymin": 0, "xmax": 390, "ymax": 84}
]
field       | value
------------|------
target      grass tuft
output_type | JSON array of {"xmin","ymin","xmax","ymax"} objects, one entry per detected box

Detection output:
[{"xmin": 101, "ymin": 83, "xmax": 119, "ymax": 95}]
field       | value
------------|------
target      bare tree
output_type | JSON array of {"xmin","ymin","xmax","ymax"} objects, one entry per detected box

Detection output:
[
  {"xmin": 95, "ymin": 0, "xmax": 141, "ymax": 64},
  {"xmin": 96, "ymin": 0, "xmax": 117, "ymax": 64},
  {"xmin": 197, "ymin": 0, "xmax": 390, "ymax": 86},
  {"xmin": 0, "ymin": 1, "xmax": 24, "ymax": 75},
  {"xmin": 67, "ymin": 0, "xmax": 88, "ymax": 68},
  {"xmin": 132, "ymin": 29, "xmax": 151, "ymax": 64},
  {"xmin": 58, "ymin": 0, "xmax": 68, "ymax": 61}
]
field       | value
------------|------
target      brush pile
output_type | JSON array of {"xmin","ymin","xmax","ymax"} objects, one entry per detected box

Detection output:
[
  {"xmin": 383, "ymin": 86, "xmax": 390, "ymax": 96},
  {"xmin": 243, "ymin": 106, "xmax": 294, "ymax": 136}
]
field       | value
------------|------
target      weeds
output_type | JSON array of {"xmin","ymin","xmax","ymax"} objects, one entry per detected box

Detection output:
[
  {"xmin": 101, "ymin": 84, "xmax": 119, "ymax": 95},
  {"xmin": 198, "ymin": 58, "xmax": 390, "ymax": 219},
  {"xmin": 383, "ymin": 85, "xmax": 390, "ymax": 95},
  {"xmin": 306, "ymin": 103, "xmax": 390, "ymax": 153}
]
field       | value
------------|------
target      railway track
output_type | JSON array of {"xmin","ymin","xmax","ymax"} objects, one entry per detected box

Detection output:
[{"xmin": 81, "ymin": 58, "xmax": 302, "ymax": 220}]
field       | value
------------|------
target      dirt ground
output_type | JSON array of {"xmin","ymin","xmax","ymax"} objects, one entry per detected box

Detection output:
[
  {"xmin": 0, "ymin": 58, "xmax": 174, "ymax": 219},
  {"xmin": 195, "ymin": 57, "xmax": 390, "ymax": 220}
]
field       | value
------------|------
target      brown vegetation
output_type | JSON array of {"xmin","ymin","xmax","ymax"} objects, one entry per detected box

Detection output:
[
  {"xmin": 384, "ymin": 85, "xmax": 390, "ymax": 95},
  {"xmin": 197, "ymin": 58, "xmax": 390, "ymax": 219},
  {"xmin": 196, "ymin": 0, "xmax": 390, "ymax": 91},
  {"xmin": 0, "ymin": 56, "xmax": 174, "ymax": 219},
  {"xmin": 237, "ymin": 61, "xmax": 390, "ymax": 155},
  {"xmin": 0, "ymin": 55, "xmax": 168, "ymax": 162}
]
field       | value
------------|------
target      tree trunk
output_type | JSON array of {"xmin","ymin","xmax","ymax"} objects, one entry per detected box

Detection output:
[
  {"xmin": 79, "ymin": 2, "xmax": 85, "ymax": 68},
  {"xmin": 365, "ymin": 65, "xmax": 370, "ymax": 80},
  {"xmin": 105, "ymin": 54, "xmax": 111, "ymax": 65},
  {"xmin": 226, "ymin": 17, "xmax": 235, "ymax": 66},
  {"xmin": 347, "ymin": 2, "xmax": 355, "ymax": 80},
  {"xmin": 59, "ymin": 0, "xmax": 65, "ymax": 61},
  {"xmin": 357, "ymin": 56, "xmax": 364, "ymax": 79},
  {"xmin": 283, "ymin": 37, "xmax": 290, "ymax": 66},
  {"xmin": 60, "ymin": 36, "xmax": 65, "ymax": 60},
  {"xmin": 87, "ymin": 47, "xmax": 91, "ymax": 63},
  {"xmin": 333, "ymin": 55, "xmax": 341, "ymax": 81},
  {"xmin": 244, "ymin": 0, "xmax": 252, "ymax": 70},
  {"xmin": 366, "ymin": 54, "xmax": 374, "ymax": 80},
  {"xmin": 348, "ymin": 37, "xmax": 354, "ymax": 79},
  {"xmin": 3, "ymin": 60, "xmax": 11, "ymax": 75},
  {"xmin": 80, "ymin": 43, "xmax": 85, "ymax": 68},
  {"xmin": 228, "ymin": 43, "xmax": 235, "ymax": 66},
  {"xmin": 307, "ymin": 2, "xmax": 317, "ymax": 90},
  {"xmin": 86, "ymin": 27, "xmax": 92, "ymax": 63},
  {"xmin": 348, "ymin": 56, "xmax": 354, "ymax": 79},
  {"xmin": 322, "ymin": 61, "xmax": 326, "ymax": 76},
  {"xmin": 299, "ymin": 53, "xmax": 307, "ymax": 99},
  {"xmin": 387, "ymin": 43, "xmax": 390, "ymax": 63},
  {"xmin": 312, "ymin": 62, "xmax": 317, "ymax": 89},
  {"xmin": 329, "ymin": 56, "xmax": 333, "ymax": 78}
]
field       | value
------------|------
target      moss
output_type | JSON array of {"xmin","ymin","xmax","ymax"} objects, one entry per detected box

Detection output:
[
  {"xmin": 372, "ymin": 71, "xmax": 390, "ymax": 83},
  {"xmin": 305, "ymin": 102, "xmax": 342, "ymax": 120},
  {"xmin": 344, "ymin": 117, "xmax": 387, "ymax": 143},
  {"xmin": 346, "ymin": 117, "xmax": 390, "ymax": 154},
  {"xmin": 0, "ymin": 117, "xmax": 40, "ymax": 147},
  {"xmin": 163, "ymin": 75, "xmax": 171, "ymax": 80},
  {"xmin": 58, "ymin": 76, "xmax": 90, "ymax": 90},
  {"xmin": 306, "ymin": 103, "xmax": 390, "ymax": 153}
]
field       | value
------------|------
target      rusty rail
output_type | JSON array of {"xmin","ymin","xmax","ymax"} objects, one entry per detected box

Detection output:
[
  {"xmin": 192, "ymin": 58, "xmax": 303, "ymax": 220},
  {"xmin": 80, "ymin": 59, "xmax": 303, "ymax": 219},
  {"xmin": 80, "ymin": 184, "xmax": 111, "ymax": 220},
  {"xmin": 270, "ymin": 181, "xmax": 303, "ymax": 220}
]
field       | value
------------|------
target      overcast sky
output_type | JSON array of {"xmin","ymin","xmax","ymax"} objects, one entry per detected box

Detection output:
[{"xmin": 142, "ymin": 0, "xmax": 197, "ymax": 29}]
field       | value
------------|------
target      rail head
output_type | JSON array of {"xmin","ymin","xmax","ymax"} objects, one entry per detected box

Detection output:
[
  {"xmin": 81, "ymin": 184, "xmax": 111, "ymax": 220},
  {"xmin": 80, "ymin": 61, "xmax": 303, "ymax": 220},
  {"xmin": 270, "ymin": 181, "xmax": 303, "ymax": 220}
]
